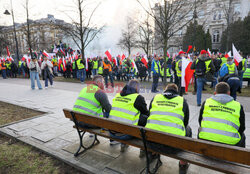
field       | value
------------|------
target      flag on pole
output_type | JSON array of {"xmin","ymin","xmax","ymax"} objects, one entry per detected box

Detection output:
[
  {"xmin": 186, "ymin": 45, "xmax": 193, "ymax": 53},
  {"xmin": 167, "ymin": 51, "xmax": 170, "ymax": 58},
  {"xmin": 53, "ymin": 44, "xmax": 58, "ymax": 53},
  {"xmin": 232, "ymin": 44, "xmax": 242, "ymax": 66},
  {"xmin": 6, "ymin": 46, "xmax": 10, "ymax": 57},
  {"xmin": 181, "ymin": 57, "xmax": 195, "ymax": 92},
  {"xmin": 85, "ymin": 58, "xmax": 88, "ymax": 71},
  {"xmin": 207, "ymin": 48, "xmax": 211, "ymax": 57},
  {"xmin": 43, "ymin": 50, "xmax": 49, "ymax": 57},
  {"xmin": 60, "ymin": 48, "xmax": 66, "ymax": 56},
  {"xmin": 141, "ymin": 55, "xmax": 148, "ymax": 68},
  {"xmin": 105, "ymin": 50, "xmax": 112, "ymax": 62},
  {"xmin": 131, "ymin": 59, "xmax": 138, "ymax": 73}
]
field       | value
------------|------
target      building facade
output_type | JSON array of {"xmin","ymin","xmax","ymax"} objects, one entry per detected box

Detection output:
[
  {"xmin": 0, "ymin": 14, "xmax": 71, "ymax": 56},
  {"xmin": 153, "ymin": 0, "xmax": 250, "ymax": 54}
]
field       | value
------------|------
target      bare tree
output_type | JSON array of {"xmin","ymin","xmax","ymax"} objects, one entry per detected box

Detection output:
[
  {"xmin": 137, "ymin": 14, "xmax": 154, "ymax": 56},
  {"xmin": 118, "ymin": 17, "xmax": 137, "ymax": 55},
  {"xmin": 137, "ymin": 0, "xmax": 199, "ymax": 85},
  {"xmin": 61, "ymin": 0, "xmax": 104, "ymax": 60},
  {"xmin": 0, "ymin": 27, "xmax": 10, "ymax": 56},
  {"xmin": 217, "ymin": 0, "xmax": 234, "ymax": 51}
]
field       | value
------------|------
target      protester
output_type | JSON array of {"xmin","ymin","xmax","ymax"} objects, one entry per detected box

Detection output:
[
  {"xmin": 103, "ymin": 57, "xmax": 114, "ymax": 88},
  {"xmin": 29, "ymin": 57, "xmax": 42, "ymax": 90},
  {"xmin": 109, "ymin": 79, "xmax": 149, "ymax": 152},
  {"xmin": 151, "ymin": 55, "xmax": 161, "ymax": 93},
  {"xmin": 41, "ymin": 55, "xmax": 54, "ymax": 88},
  {"xmin": 198, "ymin": 82, "xmax": 245, "ymax": 147},
  {"xmin": 76, "ymin": 55, "xmax": 85, "ymax": 83},
  {"xmin": 191, "ymin": 50, "xmax": 215, "ymax": 106}
]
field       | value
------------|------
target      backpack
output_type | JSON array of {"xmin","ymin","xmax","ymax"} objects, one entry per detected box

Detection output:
[
  {"xmin": 195, "ymin": 60, "xmax": 206, "ymax": 76},
  {"xmin": 219, "ymin": 63, "xmax": 229, "ymax": 77}
]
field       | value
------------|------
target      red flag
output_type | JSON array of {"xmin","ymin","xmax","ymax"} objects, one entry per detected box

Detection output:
[
  {"xmin": 6, "ymin": 46, "xmax": 10, "ymax": 57},
  {"xmin": 141, "ymin": 57, "xmax": 148, "ymax": 68},
  {"xmin": 21, "ymin": 57, "xmax": 26, "ymax": 61},
  {"xmin": 232, "ymin": 44, "xmax": 242, "ymax": 66},
  {"xmin": 60, "ymin": 48, "xmax": 66, "ymax": 56},
  {"xmin": 207, "ymin": 48, "xmax": 211, "ymax": 57},
  {"xmin": 186, "ymin": 45, "xmax": 192, "ymax": 53},
  {"xmin": 167, "ymin": 51, "xmax": 170, "ymax": 58},
  {"xmin": 112, "ymin": 58, "xmax": 117, "ymax": 66},
  {"xmin": 184, "ymin": 62, "xmax": 195, "ymax": 92},
  {"xmin": 105, "ymin": 50, "xmax": 112, "ymax": 61},
  {"xmin": 121, "ymin": 54, "xmax": 126, "ymax": 61}
]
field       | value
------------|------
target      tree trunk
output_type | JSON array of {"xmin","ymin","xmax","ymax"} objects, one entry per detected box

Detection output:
[{"xmin": 163, "ymin": 39, "xmax": 168, "ymax": 87}]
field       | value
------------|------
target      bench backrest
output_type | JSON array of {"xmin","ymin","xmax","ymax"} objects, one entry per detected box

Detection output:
[{"xmin": 63, "ymin": 109, "xmax": 250, "ymax": 166}]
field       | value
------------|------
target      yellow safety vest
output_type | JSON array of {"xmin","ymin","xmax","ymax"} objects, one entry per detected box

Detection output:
[
  {"xmin": 93, "ymin": 60, "xmax": 98, "ymax": 69},
  {"xmin": 98, "ymin": 66, "xmax": 103, "ymax": 75},
  {"xmin": 226, "ymin": 63, "xmax": 236, "ymax": 75},
  {"xmin": 109, "ymin": 93, "xmax": 140, "ymax": 125},
  {"xmin": 242, "ymin": 58, "xmax": 247, "ymax": 72},
  {"xmin": 220, "ymin": 57, "xmax": 227, "ymax": 67},
  {"xmin": 198, "ymin": 98, "xmax": 241, "ymax": 145},
  {"xmin": 73, "ymin": 85, "xmax": 103, "ymax": 117},
  {"xmin": 243, "ymin": 68, "xmax": 250, "ymax": 79},
  {"xmin": 76, "ymin": 59, "xmax": 85, "ymax": 70},
  {"xmin": 146, "ymin": 94, "xmax": 185, "ymax": 136},
  {"xmin": 154, "ymin": 61, "xmax": 161, "ymax": 74},
  {"xmin": 176, "ymin": 60, "xmax": 182, "ymax": 77}
]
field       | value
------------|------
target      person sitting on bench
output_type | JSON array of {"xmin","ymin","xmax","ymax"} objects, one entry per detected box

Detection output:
[
  {"xmin": 109, "ymin": 79, "xmax": 149, "ymax": 152},
  {"xmin": 73, "ymin": 75, "xmax": 111, "ymax": 128},
  {"xmin": 198, "ymin": 82, "xmax": 246, "ymax": 147},
  {"xmin": 145, "ymin": 83, "xmax": 192, "ymax": 171}
]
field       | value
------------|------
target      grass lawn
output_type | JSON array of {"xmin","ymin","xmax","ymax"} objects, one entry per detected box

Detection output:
[{"xmin": 0, "ymin": 101, "xmax": 84, "ymax": 174}]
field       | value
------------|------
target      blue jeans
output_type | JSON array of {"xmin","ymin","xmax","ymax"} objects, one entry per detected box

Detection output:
[
  {"xmin": 92, "ymin": 69, "xmax": 97, "ymax": 76},
  {"xmin": 109, "ymin": 132, "xmax": 133, "ymax": 141},
  {"xmin": 77, "ymin": 69, "xmax": 85, "ymax": 82},
  {"xmin": 104, "ymin": 72, "xmax": 114, "ymax": 87},
  {"xmin": 196, "ymin": 78, "xmax": 206, "ymax": 105},
  {"xmin": 227, "ymin": 78, "xmax": 240, "ymax": 100},
  {"xmin": 151, "ymin": 73, "xmax": 159, "ymax": 92},
  {"xmin": 2, "ymin": 69, "xmax": 6, "ymax": 79},
  {"xmin": 30, "ymin": 71, "xmax": 42, "ymax": 89}
]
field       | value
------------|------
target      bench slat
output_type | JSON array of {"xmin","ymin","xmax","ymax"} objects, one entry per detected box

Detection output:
[
  {"xmin": 64, "ymin": 109, "xmax": 250, "ymax": 168},
  {"xmin": 75, "ymin": 127, "xmax": 250, "ymax": 174}
]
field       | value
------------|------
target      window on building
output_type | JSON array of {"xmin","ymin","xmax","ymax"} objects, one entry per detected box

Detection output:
[
  {"xmin": 218, "ymin": 12, "xmax": 222, "ymax": 20},
  {"xmin": 213, "ymin": 30, "xmax": 220, "ymax": 43},
  {"xmin": 213, "ymin": 13, "xmax": 217, "ymax": 20}
]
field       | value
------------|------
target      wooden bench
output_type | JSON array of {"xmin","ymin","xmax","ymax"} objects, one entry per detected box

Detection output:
[{"xmin": 63, "ymin": 109, "xmax": 250, "ymax": 174}]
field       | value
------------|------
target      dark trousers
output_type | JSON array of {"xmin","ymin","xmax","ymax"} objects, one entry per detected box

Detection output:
[
  {"xmin": 104, "ymin": 72, "xmax": 114, "ymax": 87},
  {"xmin": 227, "ymin": 78, "xmax": 240, "ymax": 100},
  {"xmin": 2, "ymin": 69, "xmax": 6, "ymax": 79},
  {"xmin": 177, "ymin": 77, "xmax": 185, "ymax": 96},
  {"xmin": 151, "ymin": 74, "xmax": 159, "ymax": 92}
]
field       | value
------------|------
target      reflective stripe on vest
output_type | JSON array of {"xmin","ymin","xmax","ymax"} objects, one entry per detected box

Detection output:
[
  {"xmin": 98, "ymin": 66, "xmax": 103, "ymax": 74},
  {"xmin": 147, "ymin": 120, "xmax": 184, "ymax": 131},
  {"xmin": 109, "ymin": 93, "xmax": 139, "ymax": 125},
  {"xmin": 226, "ymin": 63, "xmax": 235, "ymax": 75},
  {"xmin": 73, "ymin": 85, "xmax": 103, "ymax": 117},
  {"xmin": 198, "ymin": 98, "xmax": 241, "ymax": 145},
  {"xmin": 146, "ymin": 94, "xmax": 185, "ymax": 136},
  {"xmin": 77, "ymin": 59, "xmax": 85, "ymax": 69}
]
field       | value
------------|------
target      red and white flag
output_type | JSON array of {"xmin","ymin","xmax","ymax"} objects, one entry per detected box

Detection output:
[
  {"xmin": 181, "ymin": 57, "xmax": 195, "ymax": 92},
  {"xmin": 105, "ymin": 50, "xmax": 112, "ymax": 62},
  {"xmin": 6, "ymin": 46, "xmax": 10, "ymax": 57},
  {"xmin": 85, "ymin": 58, "xmax": 88, "ymax": 71},
  {"xmin": 53, "ymin": 44, "xmax": 58, "ymax": 53},
  {"xmin": 121, "ymin": 54, "xmax": 126, "ymax": 61},
  {"xmin": 60, "ymin": 48, "xmax": 66, "ymax": 56},
  {"xmin": 167, "ymin": 51, "xmax": 170, "ymax": 58},
  {"xmin": 232, "ymin": 44, "xmax": 242, "ymax": 66},
  {"xmin": 43, "ymin": 50, "xmax": 49, "ymax": 57},
  {"xmin": 131, "ymin": 59, "xmax": 138, "ymax": 73},
  {"xmin": 141, "ymin": 55, "xmax": 148, "ymax": 68},
  {"xmin": 207, "ymin": 48, "xmax": 211, "ymax": 57}
]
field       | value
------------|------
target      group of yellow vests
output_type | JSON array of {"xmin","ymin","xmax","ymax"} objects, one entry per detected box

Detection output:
[{"xmin": 73, "ymin": 84, "xmax": 242, "ymax": 146}]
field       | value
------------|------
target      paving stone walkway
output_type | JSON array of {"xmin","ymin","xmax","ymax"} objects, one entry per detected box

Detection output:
[{"xmin": 0, "ymin": 78, "xmax": 249, "ymax": 174}]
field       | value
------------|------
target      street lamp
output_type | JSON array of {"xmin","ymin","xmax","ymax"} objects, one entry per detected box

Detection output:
[{"xmin": 3, "ymin": 0, "xmax": 20, "ymax": 61}]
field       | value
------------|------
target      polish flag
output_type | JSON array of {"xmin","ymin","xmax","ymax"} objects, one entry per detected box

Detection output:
[
  {"xmin": 131, "ymin": 59, "xmax": 138, "ymax": 73},
  {"xmin": 60, "ymin": 48, "xmax": 66, "ymax": 56},
  {"xmin": 112, "ymin": 57, "xmax": 117, "ymax": 66},
  {"xmin": 186, "ymin": 45, "xmax": 192, "ymax": 54},
  {"xmin": 232, "ymin": 44, "xmax": 242, "ymax": 66},
  {"xmin": 58, "ymin": 58, "xmax": 62, "ymax": 71},
  {"xmin": 121, "ymin": 54, "xmax": 126, "ymax": 61},
  {"xmin": 43, "ymin": 50, "xmax": 49, "ymax": 57},
  {"xmin": 85, "ymin": 58, "xmax": 88, "ymax": 71},
  {"xmin": 181, "ymin": 57, "xmax": 195, "ymax": 92},
  {"xmin": 6, "ymin": 46, "xmax": 10, "ymax": 57},
  {"xmin": 141, "ymin": 55, "xmax": 148, "ymax": 68},
  {"xmin": 167, "ymin": 51, "xmax": 170, "ymax": 58},
  {"xmin": 225, "ymin": 51, "xmax": 232, "ymax": 58},
  {"xmin": 207, "ymin": 48, "xmax": 212, "ymax": 57},
  {"xmin": 105, "ymin": 50, "xmax": 112, "ymax": 62}
]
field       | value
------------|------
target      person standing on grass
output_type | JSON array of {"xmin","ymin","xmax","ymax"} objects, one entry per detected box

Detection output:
[
  {"xmin": 41, "ymin": 55, "xmax": 54, "ymax": 89},
  {"xmin": 29, "ymin": 57, "xmax": 42, "ymax": 90}
]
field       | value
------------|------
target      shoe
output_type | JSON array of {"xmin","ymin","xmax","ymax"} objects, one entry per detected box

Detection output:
[
  {"xmin": 179, "ymin": 161, "xmax": 189, "ymax": 174},
  {"xmin": 45, "ymin": 87, "xmax": 48, "ymax": 89},
  {"xmin": 110, "ymin": 140, "xmax": 120, "ymax": 146},
  {"xmin": 120, "ymin": 143, "xmax": 129, "ymax": 152},
  {"xmin": 51, "ymin": 85, "xmax": 53, "ymax": 88},
  {"xmin": 197, "ymin": 104, "xmax": 201, "ymax": 107},
  {"xmin": 192, "ymin": 91, "xmax": 196, "ymax": 95},
  {"xmin": 39, "ymin": 88, "xmax": 43, "ymax": 90}
]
